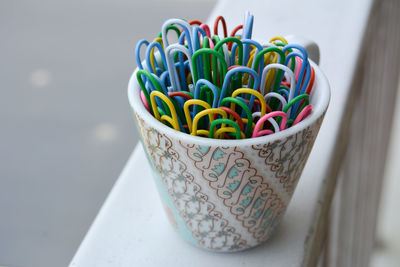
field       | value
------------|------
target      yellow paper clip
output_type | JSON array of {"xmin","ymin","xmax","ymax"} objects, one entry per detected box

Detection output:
[
  {"xmin": 150, "ymin": 91, "xmax": 180, "ymax": 131},
  {"xmin": 191, "ymin": 108, "xmax": 227, "ymax": 136},
  {"xmin": 232, "ymin": 88, "xmax": 268, "ymax": 118},
  {"xmin": 183, "ymin": 99, "xmax": 211, "ymax": 132}
]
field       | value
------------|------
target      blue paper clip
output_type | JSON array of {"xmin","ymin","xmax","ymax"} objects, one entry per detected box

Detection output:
[
  {"xmin": 135, "ymin": 39, "xmax": 149, "ymax": 71},
  {"xmin": 194, "ymin": 79, "xmax": 220, "ymax": 115},
  {"xmin": 145, "ymin": 42, "xmax": 167, "ymax": 76},
  {"xmin": 282, "ymin": 44, "xmax": 311, "ymax": 117},
  {"xmin": 219, "ymin": 66, "xmax": 259, "ymax": 111},
  {"xmin": 242, "ymin": 12, "xmax": 254, "ymax": 65}
]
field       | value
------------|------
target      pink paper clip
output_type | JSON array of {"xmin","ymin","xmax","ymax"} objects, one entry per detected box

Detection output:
[
  {"xmin": 252, "ymin": 111, "xmax": 287, "ymax": 138},
  {"xmin": 293, "ymin": 104, "xmax": 312, "ymax": 125},
  {"xmin": 140, "ymin": 90, "xmax": 151, "ymax": 112}
]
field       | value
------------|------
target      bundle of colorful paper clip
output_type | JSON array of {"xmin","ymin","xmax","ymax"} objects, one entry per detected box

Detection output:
[{"xmin": 134, "ymin": 13, "xmax": 315, "ymax": 139}]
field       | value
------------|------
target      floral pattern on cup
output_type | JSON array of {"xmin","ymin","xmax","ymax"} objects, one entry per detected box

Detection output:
[
  {"xmin": 135, "ymin": 111, "xmax": 325, "ymax": 251},
  {"xmin": 136, "ymin": 114, "xmax": 249, "ymax": 251},
  {"xmin": 179, "ymin": 143, "xmax": 286, "ymax": 243}
]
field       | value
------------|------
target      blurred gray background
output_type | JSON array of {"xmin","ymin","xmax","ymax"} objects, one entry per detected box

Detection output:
[{"xmin": 0, "ymin": 1, "xmax": 214, "ymax": 266}]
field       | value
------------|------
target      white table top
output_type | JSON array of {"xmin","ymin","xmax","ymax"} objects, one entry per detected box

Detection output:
[{"xmin": 70, "ymin": 0, "xmax": 373, "ymax": 266}]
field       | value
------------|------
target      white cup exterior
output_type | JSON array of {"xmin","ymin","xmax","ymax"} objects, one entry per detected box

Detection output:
[{"xmin": 128, "ymin": 55, "xmax": 330, "ymax": 251}]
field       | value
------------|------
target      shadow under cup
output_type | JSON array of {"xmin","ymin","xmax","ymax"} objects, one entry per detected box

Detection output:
[{"xmin": 128, "ymin": 60, "xmax": 330, "ymax": 252}]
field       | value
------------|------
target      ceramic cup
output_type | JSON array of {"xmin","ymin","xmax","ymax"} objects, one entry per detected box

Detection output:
[{"xmin": 128, "ymin": 50, "xmax": 330, "ymax": 252}]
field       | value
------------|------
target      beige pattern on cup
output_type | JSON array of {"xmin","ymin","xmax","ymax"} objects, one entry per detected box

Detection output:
[
  {"xmin": 180, "ymin": 143, "xmax": 286, "ymax": 243},
  {"xmin": 136, "ymin": 113, "xmax": 249, "ymax": 251}
]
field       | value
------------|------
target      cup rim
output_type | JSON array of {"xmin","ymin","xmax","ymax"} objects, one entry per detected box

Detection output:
[{"xmin": 128, "ymin": 60, "xmax": 330, "ymax": 147}]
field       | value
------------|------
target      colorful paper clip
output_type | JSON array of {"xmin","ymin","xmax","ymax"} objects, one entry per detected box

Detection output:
[{"xmin": 135, "ymin": 13, "xmax": 315, "ymax": 139}]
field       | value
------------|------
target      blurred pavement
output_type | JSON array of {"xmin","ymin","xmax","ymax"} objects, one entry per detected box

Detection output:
[{"xmin": 0, "ymin": 1, "xmax": 214, "ymax": 266}]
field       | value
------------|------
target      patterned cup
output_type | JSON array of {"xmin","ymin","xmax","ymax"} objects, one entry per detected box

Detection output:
[{"xmin": 128, "ymin": 59, "xmax": 330, "ymax": 252}]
